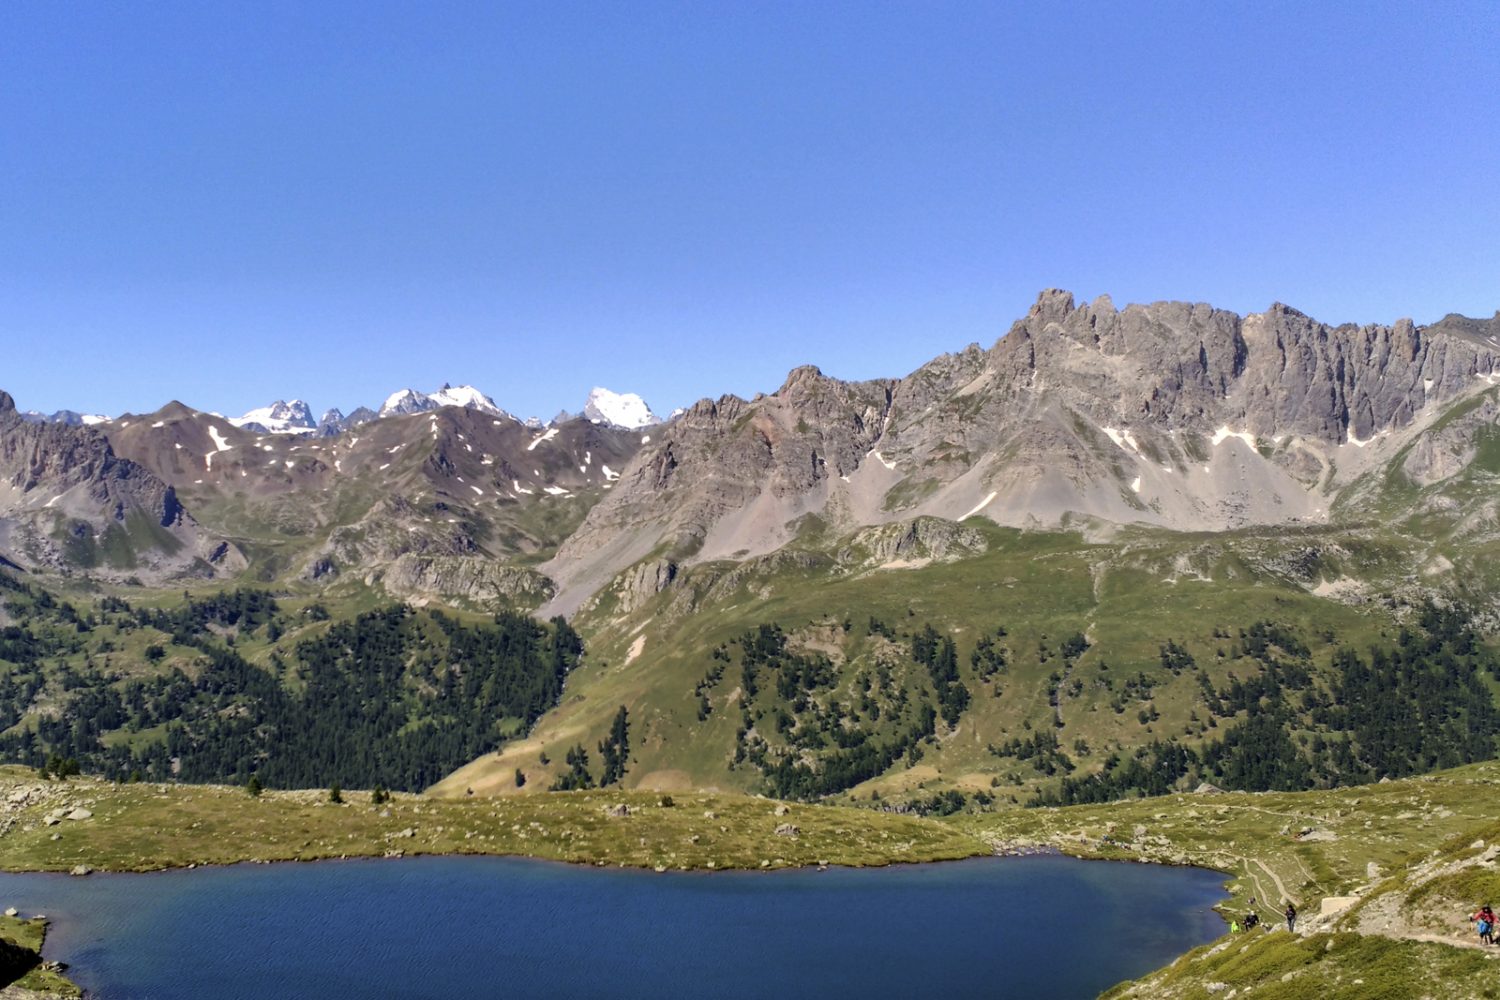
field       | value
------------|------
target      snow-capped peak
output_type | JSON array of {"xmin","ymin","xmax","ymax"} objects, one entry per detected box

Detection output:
[
  {"xmin": 229, "ymin": 400, "xmax": 315, "ymax": 434},
  {"xmin": 430, "ymin": 384, "xmax": 504, "ymax": 413},
  {"xmin": 379, "ymin": 384, "xmax": 509, "ymax": 419},
  {"xmin": 583, "ymin": 387, "xmax": 660, "ymax": 429},
  {"xmin": 380, "ymin": 388, "xmax": 429, "ymax": 416}
]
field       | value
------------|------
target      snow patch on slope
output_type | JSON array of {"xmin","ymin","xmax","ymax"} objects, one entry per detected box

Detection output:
[
  {"xmin": 959, "ymin": 491, "xmax": 998, "ymax": 520},
  {"xmin": 527, "ymin": 427, "xmax": 559, "ymax": 451},
  {"xmin": 1211, "ymin": 426, "xmax": 1256, "ymax": 448}
]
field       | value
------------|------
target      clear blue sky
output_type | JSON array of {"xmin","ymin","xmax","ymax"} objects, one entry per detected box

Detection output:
[{"xmin": 3, "ymin": 1, "xmax": 1497, "ymax": 420}]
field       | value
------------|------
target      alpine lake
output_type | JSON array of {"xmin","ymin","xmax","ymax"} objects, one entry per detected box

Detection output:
[{"xmin": 0, "ymin": 853, "xmax": 1224, "ymax": 999}]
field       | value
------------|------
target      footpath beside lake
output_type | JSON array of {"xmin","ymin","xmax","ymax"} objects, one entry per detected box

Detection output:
[{"xmin": 0, "ymin": 854, "xmax": 1226, "ymax": 999}]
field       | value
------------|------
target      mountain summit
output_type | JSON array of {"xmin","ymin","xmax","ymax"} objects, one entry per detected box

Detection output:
[
  {"xmin": 583, "ymin": 387, "xmax": 660, "ymax": 429},
  {"xmin": 230, "ymin": 400, "xmax": 316, "ymax": 434},
  {"xmin": 380, "ymin": 384, "xmax": 509, "ymax": 420}
]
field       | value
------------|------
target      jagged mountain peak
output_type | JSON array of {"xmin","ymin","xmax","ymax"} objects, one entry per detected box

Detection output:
[
  {"xmin": 381, "ymin": 388, "xmax": 427, "ymax": 415},
  {"xmin": 230, "ymin": 400, "xmax": 316, "ymax": 435},
  {"xmin": 777, "ymin": 365, "xmax": 826, "ymax": 392},
  {"xmin": 380, "ymin": 385, "xmax": 508, "ymax": 420},
  {"xmin": 583, "ymin": 387, "xmax": 660, "ymax": 429},
  {"xmin": 1028, "ymin": 287, "xmax": 1077, "ymax": 320}
]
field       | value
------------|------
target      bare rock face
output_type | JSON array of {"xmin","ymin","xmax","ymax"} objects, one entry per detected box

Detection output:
[
  {"xmin": 542, "ymin": 291, "xmax": 1500, "ymax": 614},
  {"xmin": 612, "ymin": 558, "xmax": 678, "ymax": 614},
  {"xmin": 986, "ymin": 293, "xmax": 1500, "ymax": 445},
  {"xmin": 543, "ymin": 369, "xmax": 898, "ymax": 614},
  {"xmin": 0, "ymin": 400, "xmax": 223, "ymax": 578},
  {"xmin": 1400, "ymin": 396, "xmax": 1499, "ymax": 486}
]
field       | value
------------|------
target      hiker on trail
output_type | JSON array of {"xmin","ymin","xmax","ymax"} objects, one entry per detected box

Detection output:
[
  {"xmin": 1230, "ymin": 918, "xmax": 1240, "ymax": 934},
  {"xmin": 1473, "ymin": 904, "xmax": 1495, "ymax": 945},
  {"xmin": 1244, "ymin": 910, "xmax": 1259, "ymax": 930},
  {"xmin": 1284, "ymin": 902, "xmax": 1297, "ymax": 933}
]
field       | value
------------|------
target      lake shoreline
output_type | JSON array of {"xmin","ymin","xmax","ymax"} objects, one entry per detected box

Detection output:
[
  {"xmin": 0, "ymin": 769, "xmax": 988, "ymax": 877},
  {"xmin": 2, "ymin": 852, "xmax": 1230, "ymax": 1000}
]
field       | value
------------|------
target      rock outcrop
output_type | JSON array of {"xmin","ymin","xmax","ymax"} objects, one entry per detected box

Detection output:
[{"xmin": 381, "ymin": 554, "xmax": 554, "ymax": 608}]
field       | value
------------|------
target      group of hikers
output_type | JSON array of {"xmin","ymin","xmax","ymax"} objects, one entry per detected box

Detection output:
[
  {"xmin": 1234, "ymin": 900, "xmax": 1498, "ymax": 945},
  {"xmin": 1473, "ymin": 904, "xmax": 1496, "ymax": 945},
  {"xmin": 1229, "ymin": 899, "xmax": 1297, "ymax": 935}
]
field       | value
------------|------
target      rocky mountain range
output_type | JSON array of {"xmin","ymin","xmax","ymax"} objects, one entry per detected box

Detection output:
[
  {"xmin": 4, "ymin": 291, "xmax": 1500, "ymax": 613},
  {"xmin": 19, "ymin": 385, "xmax": 664, "ymax": 437},
  {"xmin": 17, "ymin": 408, "xmax": 109, "ymax": 427},
  {"xmin": 540, "ymin": 290, "xmax": 1500, "ymax": 612},
  {"xmin": 9, "ymin": 289, "xmax": 1500, "ymax": 806}
]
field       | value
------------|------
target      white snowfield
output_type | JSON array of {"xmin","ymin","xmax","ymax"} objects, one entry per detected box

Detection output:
[
  {"xmin": 229, "ymin": 400, "xmax": 315, "ymax": 434},
  {"xmin": 379, "ymin": 384, "xmax": 508, "ymax": 419},
  {"xmin": 584, "ymin": 387, "xmax": 661, "ymax": 429}
]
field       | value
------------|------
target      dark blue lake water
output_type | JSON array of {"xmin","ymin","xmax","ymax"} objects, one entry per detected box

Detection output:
[{"xmin": 0, "ymin": 855, "xmax": 1225, "ymax": 999}]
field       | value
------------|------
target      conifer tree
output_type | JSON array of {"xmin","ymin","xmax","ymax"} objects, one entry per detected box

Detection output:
[{"xmin": 598, "ymin": 706, "xmax": 630, "ymax": 786}]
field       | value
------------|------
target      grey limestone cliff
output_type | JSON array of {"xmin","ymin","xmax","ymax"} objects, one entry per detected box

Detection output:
[{"xmin": 543, "ymin": 291, "xmax": 1500, "ymax": 615}]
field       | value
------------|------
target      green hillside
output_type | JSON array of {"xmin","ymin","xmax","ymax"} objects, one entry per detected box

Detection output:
[
  {"xmin": 438, "ymin": 520, "xmax": 1499, "ymax": 806},
  {"xmin": 6, "ymin": 507, "xmax": 1498, "ymax": 813},
  {"xmin": 0, "ymin": 574, "xmax": 582, "ymax": 792}
]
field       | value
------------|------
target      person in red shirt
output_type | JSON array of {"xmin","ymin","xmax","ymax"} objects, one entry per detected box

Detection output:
[{"xmin": 1473, "ymin": 904, "xmax": 1495, "ymax": 945}]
